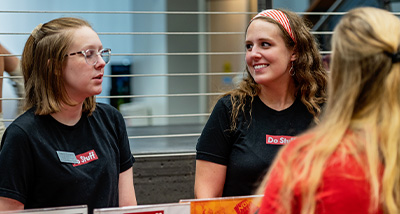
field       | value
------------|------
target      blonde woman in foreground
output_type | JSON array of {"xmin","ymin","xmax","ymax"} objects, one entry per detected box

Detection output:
[{"xmin": 258, "ymin": 7, "xmax": 400, "ymax": 214}]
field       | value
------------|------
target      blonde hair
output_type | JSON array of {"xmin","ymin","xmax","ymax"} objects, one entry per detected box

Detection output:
[
  {"xmin": 226, "ymin": 8, "xmax": 327, "ymax": 130},
  {"xmin": 257, "ymin": 7, "xmax": 400, "ymax": 214},
  {"xmin": 21, "ymin": 17, "xmax": 96, "ymax": 115}
]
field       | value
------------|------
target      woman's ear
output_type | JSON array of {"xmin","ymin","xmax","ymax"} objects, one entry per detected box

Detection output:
[{"xmin": 290, "ymin": 50, "xmax": 297, "ymax": 61}]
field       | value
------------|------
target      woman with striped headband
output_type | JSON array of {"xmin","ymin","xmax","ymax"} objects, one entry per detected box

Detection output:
[
  {"xmin": 257, "ymin": 7, "xmax": 400, "ymax": 213},
  {"xmin": 195, "ymin": 9, "xmax": 327, "ymax": 198}
]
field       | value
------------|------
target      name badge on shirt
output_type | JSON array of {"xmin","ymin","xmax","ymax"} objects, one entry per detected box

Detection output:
[{"xmin": 56, "ymin": 151, "xmax": 79, "ymax": 164}]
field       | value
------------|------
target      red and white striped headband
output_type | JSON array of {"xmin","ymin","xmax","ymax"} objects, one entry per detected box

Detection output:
[{"xmin": 251, "ymin": 9, "xmax": 296, "ymax": 43}]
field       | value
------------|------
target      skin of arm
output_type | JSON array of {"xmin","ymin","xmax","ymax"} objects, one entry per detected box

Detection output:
[
  {"xmin": 118, "ymin": 167, "xmax": 137, "ymax": 207},
  {"xmin": 0, "ymin": 197, "xmax": 24, "ymax": 211},
  {"xmin": 194, "ymin": 160, "xmax": 227, "ymax": 199},
  {"xmin": 0, "ymin": 44, "xmax": 20, "ymax": 112},
  {"xmin": 0, "ymin": 44, "xmax": 19, "ymax": 73}
]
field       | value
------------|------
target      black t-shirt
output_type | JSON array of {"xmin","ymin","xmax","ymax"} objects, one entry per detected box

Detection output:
[
  {"xmin": 0, "ymin": 103, "xmax": 134, "ymax": 213},
  {"xmin": 196, "ymin": 95, "xmax": 314, "ymax": 196}
]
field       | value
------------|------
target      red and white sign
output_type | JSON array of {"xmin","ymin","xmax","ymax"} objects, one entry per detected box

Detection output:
[
  {"xmin": 73, "ymin": 150, "xmax": 98, "ymax": 167},
  {"xmin": 266, "ymin": 135, "xmax": 295, "ymax": 145}
]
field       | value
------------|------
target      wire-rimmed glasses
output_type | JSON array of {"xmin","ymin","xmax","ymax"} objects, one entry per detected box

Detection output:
[{"xmin": 65, "ymin": 48, "xmax": 111, "ymax": 65}]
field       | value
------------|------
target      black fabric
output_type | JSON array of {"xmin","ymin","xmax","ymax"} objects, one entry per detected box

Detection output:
[
  {"xmin": 196, "ymin": 95, "xmax": 314, "ymax": 196},
  {"xmin": 0, "ymin": 103, "xmax": 134, "ymax": 213}
]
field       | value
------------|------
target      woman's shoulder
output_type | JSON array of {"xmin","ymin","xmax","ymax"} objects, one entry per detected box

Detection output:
[
  {"xmin": 219, "ymin": 95, "xmax": 232, "ymax": 104},
  {"xmin": 217, "ymin": 94, "xmax": 253, "ymax": 106},
  {"xmin": 209, "ymin": 95, "xmax": 230, "ymax": 109},
  {"xmin": 3, "ymin": 108, "xmax": 41, "ymax": 142},
  {"xmin": 96, "ymin": 102, "xmax": 117, "ymax": 110},
  {"xmin": 92, "ymin": 103, "xmax": 124, "ymax": 122},
  {"xmin": 94, "ymin": 103, "xmax": 121, "ymax": 115},
  {"xmin": 10, "ymin": 108, "xmax": 38, "ymax": 128}
]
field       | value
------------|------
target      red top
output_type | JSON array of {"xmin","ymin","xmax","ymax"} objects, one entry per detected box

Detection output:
[{"xmin": 258, "ymin": 135, "xmax": 383, "ymax": 214}]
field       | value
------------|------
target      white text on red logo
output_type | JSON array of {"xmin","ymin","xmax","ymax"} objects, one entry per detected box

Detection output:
[
  {"xmin": 266, "ymin": 135, "xmax": 295, "ymax": 145},
  {"xmin": 73, "ymin": 150, "xmax": 98, "ymax": 167}
]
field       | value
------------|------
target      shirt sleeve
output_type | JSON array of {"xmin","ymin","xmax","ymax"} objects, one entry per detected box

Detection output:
[
  {"xmin": 113, "ymin": 107, "xmax": 134, "ymax": 173},
  {"xmin": 0, "ymin": 124, "xmax": 34, "ymax": 204},
  {"xmin": 196, "ymin": 96, "xmax": 233, "ymax": 165}
]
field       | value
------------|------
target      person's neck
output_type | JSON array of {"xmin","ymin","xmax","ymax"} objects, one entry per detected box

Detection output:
[
  {"xmin": 50, "ymin": 103, "xmax": 83, "ymax": 126},
  {"xmin": 258, "ymin": 82, "xmax": 296, "ymax": 111}
]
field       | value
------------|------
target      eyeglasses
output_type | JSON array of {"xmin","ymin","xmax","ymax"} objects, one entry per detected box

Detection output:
[{"xmin": 65, "ymin": 48, "xmax": 111, "ymax": 65}]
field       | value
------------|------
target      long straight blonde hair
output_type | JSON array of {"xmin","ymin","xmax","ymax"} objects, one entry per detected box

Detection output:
[{"xmin": 257, "ymin": 7, "xmax": 400, "ymax": 214}]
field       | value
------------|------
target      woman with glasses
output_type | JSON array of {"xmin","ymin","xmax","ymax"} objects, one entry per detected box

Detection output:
[{"xmin": 0, "ymin": 17, "xmax": 137, "ymax": 212}]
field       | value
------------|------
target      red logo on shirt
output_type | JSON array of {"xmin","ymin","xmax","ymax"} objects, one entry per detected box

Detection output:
[
  {"xmin": 73, "ymin": 150, "xmax": 98, "ymax": 167},
  {"xmin": 266, "ymin": 135, "xmax": 295, "ymax": 145}
]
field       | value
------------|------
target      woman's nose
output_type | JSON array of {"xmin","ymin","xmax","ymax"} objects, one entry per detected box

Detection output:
[
  {"xmin": 250, "ymin": 47, "xmax": 261, "ymax": 60},
  {"xmin": 94, "ymin": 55, "xmax": 106, "ymax": 69}
]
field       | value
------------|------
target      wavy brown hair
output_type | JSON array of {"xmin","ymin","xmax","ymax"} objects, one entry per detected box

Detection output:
[
  {"xmin": 225, "ymin": 9, "xmax": 327, "ymax": 131},
  {"xmin": 21, "ymin": 17, "xmax": 96, "ymax": 115}
]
